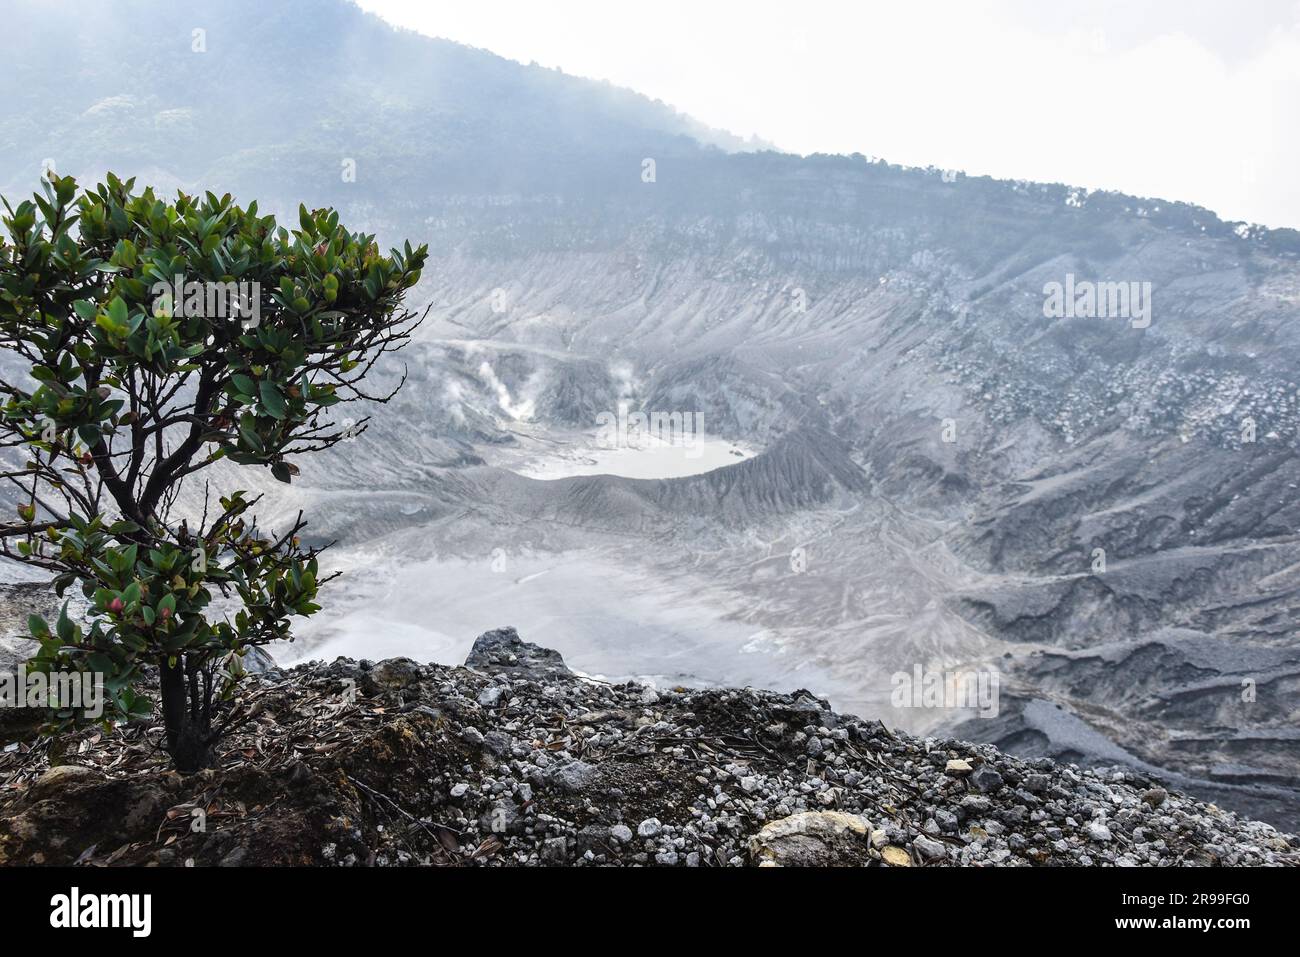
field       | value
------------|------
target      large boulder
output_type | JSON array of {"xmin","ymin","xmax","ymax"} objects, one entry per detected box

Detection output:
[
  {"xmin": 465, "ymin": 627, "xmax": 573, "ymax": 681},
  {"xmin": 369, "ymin": 657, "xmax": 424, "ymax": 691}
]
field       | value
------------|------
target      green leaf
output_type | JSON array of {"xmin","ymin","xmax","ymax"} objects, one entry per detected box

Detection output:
[
  {"xmin": 259, "ymin": 380, "xmax": 286, "ymax": 419},
  {"xmin": 56, "ymin": 601, "xmax": 73, "ymax": 642},
  {"xmin": 107, "ymin": 295, "xmax": 128, "ymax": 326},
  {"xmin": 237, "ymin": 413, "xmax": 264, "ymax": 453}
]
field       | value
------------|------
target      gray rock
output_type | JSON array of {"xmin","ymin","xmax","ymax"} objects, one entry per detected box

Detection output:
[
  {"xmin": 1024, "ymin": 774, "xmax": 1052, "ymax": 794},
  {"xmin": 913, "ymin": 835, "xmax": 948, "ymax": 861},
  {"xmin": 540, "ymin": 837, "xmax": 570, "ymax": 864},
  {"xmin": 370, "ymin": 657, "xmax": 422, "ymax": 690},
  {"xmin": 465, "ymin": 627, "xmax": 573, "ymax": 681},
  {"xmin": 970, "ymin": 766, "xmax": 1004, "ymax": 793},
  {"xmin": 1141, "ymin": 788, "xmax": 1168, "ymax": 807},
  {"xmin": 1086, "ymin": 821, "xmax": 1114, "ymax": 842},
  {"xmin": 241, "ymin": 645, "xmax": 278, "ymax": 675},
  {"xmin": 219, "ymin": 846, "xmax": 247, "ymax": 867},
  {"xmin": 547, "ymin": 760, "xmax": 599, "ymax": 793},
  {"xmin": 959, "ymin": 794, "xmax": 993, "ymax": 816}
]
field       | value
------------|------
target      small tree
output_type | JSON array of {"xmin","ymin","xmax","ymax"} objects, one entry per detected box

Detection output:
[{"xmin": 0, "ymin": 173, "xmax": 426, "ymax": 771}]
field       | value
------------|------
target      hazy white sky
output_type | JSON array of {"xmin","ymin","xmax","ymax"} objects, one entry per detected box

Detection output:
[{"xmin": 358, "ymin": 0, "xmax": 1300, "ymax": 229}]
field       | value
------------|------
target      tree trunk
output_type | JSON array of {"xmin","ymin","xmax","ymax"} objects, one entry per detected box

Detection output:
[{"xmin": 158, "ymin": 658, "xmax": 214, "ymax": 773}]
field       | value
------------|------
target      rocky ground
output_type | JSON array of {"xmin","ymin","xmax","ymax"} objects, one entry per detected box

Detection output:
[{"xmin": 0, "ymin": 627, "xmax": 1296, "ymax": 867}]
